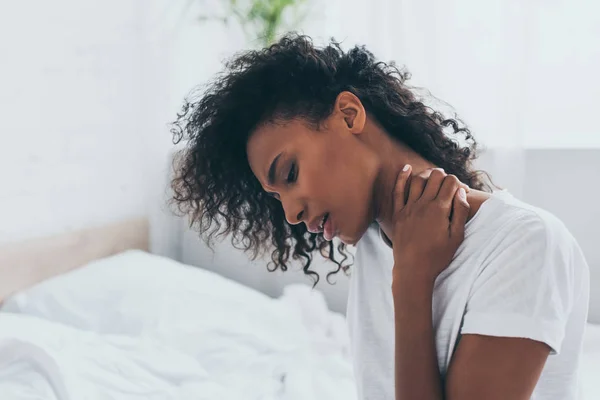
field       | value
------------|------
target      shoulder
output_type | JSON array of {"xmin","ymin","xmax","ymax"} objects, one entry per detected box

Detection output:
[
  {"xmin": 462, "ymin": 194, "xmax": 586, "ymax": 355},
  {"xmin": 481, "ymin": 191, "xmax": 575, "ymax": 251},
  {"xmin": 469, "ymin": 191, "xmax": 585, "ymax": 297}
]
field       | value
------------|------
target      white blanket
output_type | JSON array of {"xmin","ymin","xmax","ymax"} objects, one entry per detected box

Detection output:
[
  {"xmin": 580, "ymin": 323, "xmax": 600, "ymax": 399},
  {"xmin": 0, "ymin": 284, "xmax": 356, "ymax": 400},
  {"xmin": 0, "ymin": 251, "xmax": 356, "ymax": 399}
]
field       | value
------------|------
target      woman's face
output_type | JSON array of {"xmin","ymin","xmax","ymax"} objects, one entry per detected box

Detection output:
[{"xmin": 246, "ymin": 94, "xmax": 380, "ymax": 245}]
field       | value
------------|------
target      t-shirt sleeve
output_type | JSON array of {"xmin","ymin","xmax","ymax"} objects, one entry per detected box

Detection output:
[{"xmin": 461, "ymin": 214, "xmax": 574, "ymax": 355}]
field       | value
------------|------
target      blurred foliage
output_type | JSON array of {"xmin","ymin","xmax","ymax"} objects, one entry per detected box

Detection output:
[{"xmin": 196, "ymin": 0, "xmax": 308, "ymax": 46}]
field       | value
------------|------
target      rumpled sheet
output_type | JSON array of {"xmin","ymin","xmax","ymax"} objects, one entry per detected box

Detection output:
[{"xmin": 0, "ymin": 284, "xmax": 356, "ymax": 400}]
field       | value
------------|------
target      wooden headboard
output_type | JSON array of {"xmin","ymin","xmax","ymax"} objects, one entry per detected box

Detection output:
[{"xmin": 0, "ymin": 218, "xmax": 149, "ymax": 301}]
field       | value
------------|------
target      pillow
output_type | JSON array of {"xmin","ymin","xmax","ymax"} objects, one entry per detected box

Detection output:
[{"xmin": 0, "ymin": 251, "xmax": 300, "ymax": 344}]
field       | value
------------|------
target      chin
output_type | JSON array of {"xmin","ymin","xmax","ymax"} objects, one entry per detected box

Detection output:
[
  {"xmin": 337, "ymin": 202, "xmax": 373, "ymax": 245},
  {"xmin": 339, "ymin": 224, "xmax": 370, "ymax": 246},
  {"xmin": 340, "ymin": 237, "xmax": 360, "ymax": 246}
]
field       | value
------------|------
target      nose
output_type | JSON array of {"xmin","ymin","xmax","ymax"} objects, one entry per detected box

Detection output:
[{"xmin": 281, "ymin": 195, "xmax": 305, "ymax": 225}]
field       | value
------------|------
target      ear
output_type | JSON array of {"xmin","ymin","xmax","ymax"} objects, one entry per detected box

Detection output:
[{"xmin": 334, "ymin": 91, "xmax": 366, "ymax": 134}]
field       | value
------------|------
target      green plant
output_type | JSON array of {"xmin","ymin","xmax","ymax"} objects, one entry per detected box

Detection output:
[{"xmin": 197, "ymin": 0, "xmax": 308, "ymax": 46}]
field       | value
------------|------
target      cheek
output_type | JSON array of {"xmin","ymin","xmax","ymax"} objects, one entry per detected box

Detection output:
[
  {"xmin": 326, "ymin": 150, "xmax": 375, "ymax": 209},
  {"xmin": 305, "ymin": 136, "xmax": 375, "ymax": 218}
]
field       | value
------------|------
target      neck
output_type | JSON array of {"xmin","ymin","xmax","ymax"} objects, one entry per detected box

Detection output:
[
  {"xmin": 370, "ymin": 145, "xmax": 489, "ymax": 242},
  {"xmin": 361, "ymin": 119, "xmax": 489, "ymax": 244},
  {"xmin": 364, "ymin": 124, "xmax": 435, "ymax": 229}
]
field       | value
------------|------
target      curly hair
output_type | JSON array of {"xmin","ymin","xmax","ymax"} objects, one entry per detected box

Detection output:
[{"xmin": 170, "ymin": 33, "xmax": 491, "ymax": 286}]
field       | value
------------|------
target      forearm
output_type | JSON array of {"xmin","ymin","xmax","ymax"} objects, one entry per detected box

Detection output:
[{"xmin": 392, "ymin": 272, "xmax": 443, "ymax": 400}]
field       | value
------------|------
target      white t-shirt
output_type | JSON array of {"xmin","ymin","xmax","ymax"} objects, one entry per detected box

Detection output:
[{"xmin": 347, "ymin": 190, "xmax": 590, "ymax": 400}]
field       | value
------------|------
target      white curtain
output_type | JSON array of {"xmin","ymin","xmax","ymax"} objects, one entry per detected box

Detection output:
[
  {"xmin": 305, "ymin": 0, "xmax": 531, "ymax": 195},
  {"xmin": 154, "ymin": 0, "xmax": 598, "ymax": 199},
  {"xmin": 307, "ymin": 0, "xmax": 598, "ymax": 197},
  {"xmin": 150, "ymin": 0, "xmax": 598, "ymax": 256}
]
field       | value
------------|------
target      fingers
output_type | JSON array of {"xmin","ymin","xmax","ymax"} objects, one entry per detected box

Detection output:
[
  {"xmin": 405, "ymin": 166, "xmax": 470, "ymax": 205},
  {"xmin": 450, "ymin": 188, "xmax": 470, "ymax": 239},
  {"xmin": 407, "ymin": 167, "xmax": 443, "ymax": 203},
  {"xmin": 436, "ymin": 174, "xmax": 462, "ymax": 208},
  {"xmin": 393, "ymin": 164, "xmax": 413, "ymax": 213},
  {"xmin": 421, "ymin": 168, "xmax": 447, "ymax": 200},
  {"xmin": 408, "ymin": 174, "xmax": 426, "ymax": 203}
]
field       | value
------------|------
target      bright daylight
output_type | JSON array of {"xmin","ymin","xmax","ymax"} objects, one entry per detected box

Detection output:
[{"xmin": 0, "ymin": 1, "xmax": 599, "ymax": 399}]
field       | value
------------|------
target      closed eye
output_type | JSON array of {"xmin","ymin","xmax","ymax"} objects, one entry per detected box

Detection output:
[{"xmin": 286, "ymin": 162, "xmax": 298, "ymax": 184}]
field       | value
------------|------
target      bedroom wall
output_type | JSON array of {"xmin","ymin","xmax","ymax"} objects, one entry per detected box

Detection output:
[
  {"xmin": 0, "ymin": 1, "xmax": 169, "ymax": 244},
  {"xmin": 147, "ymin": 0, "xmax": 248, "ymax": 259},
  {"xmin": 523, "ymin": 150, "xmax": 600, "ymax": 324}
]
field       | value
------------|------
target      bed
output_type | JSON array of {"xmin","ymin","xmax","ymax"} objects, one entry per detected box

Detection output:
[
  {"xmin": 0, "ymin": 219, "xmax": 598, "ymax": 399},
  {"xmin": 0, "ymin": 219, "xmax": 355, "ymax": 400}
]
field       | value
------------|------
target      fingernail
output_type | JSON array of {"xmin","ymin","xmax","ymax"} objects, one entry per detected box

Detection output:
[
  {"xmin": 403, "ymin": 164, "xmax": 411, "ymax": 172},
  {"xmin": 458, "ymin": 188, "xmax": 467, "ymax": 199}
]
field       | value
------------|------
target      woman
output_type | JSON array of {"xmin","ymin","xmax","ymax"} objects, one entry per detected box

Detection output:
[{"xmin": 171, "ymin": 34, "xmax": 589, "ymax": 399}]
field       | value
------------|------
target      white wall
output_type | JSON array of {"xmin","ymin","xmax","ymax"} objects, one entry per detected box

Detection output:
[
  {"xmin": 0, "ymin": 1, "xmax": 160, "ymax": 243},
  {"xmin": 145, "ymin": 0, "xmax": 250, "ymax": 260},
  {"xmin": 0, "ymin": 0, "xmax": 252, "ymax": 256},
  {"xmin": 523, "ymin": 150, "xmax": 600, "ymax": 323}
]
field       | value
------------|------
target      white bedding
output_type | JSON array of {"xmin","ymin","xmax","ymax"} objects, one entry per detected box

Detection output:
[
  {"xmin": 0, "ymin": 251, "xmax": 356, "ymax": 400},
  {"xmin": 1, "ymin": 250, "xmax": 599, "ymax": 399},
  {"xmin": 580, "ymin": 323, "xmax": 600, "ymax": 399}
]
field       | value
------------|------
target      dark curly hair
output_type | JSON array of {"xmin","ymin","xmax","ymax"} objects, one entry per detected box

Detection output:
[{"xmin": 170, "ymin": 33, "xmax": 491, "ymax": 286}]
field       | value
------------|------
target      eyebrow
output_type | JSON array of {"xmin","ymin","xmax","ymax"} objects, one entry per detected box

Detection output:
[{"xmin": 267, "ymin": 153, "xmax": 282, "ymax": 186}]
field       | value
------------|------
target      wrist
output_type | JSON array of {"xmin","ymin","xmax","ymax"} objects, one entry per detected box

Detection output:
[
  {"xmin": 392, "ymin": 268, "xmax": 434, "ymax": 319},
  {"xmin": 392, "ymin": 262, "xmax": 436, "ymax": 292}
]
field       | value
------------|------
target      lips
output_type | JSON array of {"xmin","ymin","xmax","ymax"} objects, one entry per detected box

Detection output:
[
  {"xmin": 318, "ymin": 213, "xmax": 329, "ymax": 231},
  {"xmin": 307, "ymin": 213, "xmax": 329, "ymax": 234}
]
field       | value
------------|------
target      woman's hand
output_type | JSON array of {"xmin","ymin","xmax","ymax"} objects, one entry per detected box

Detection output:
[{"xmin": 391, "ymin": 165, "xmax": 470, "ymax": 286}]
